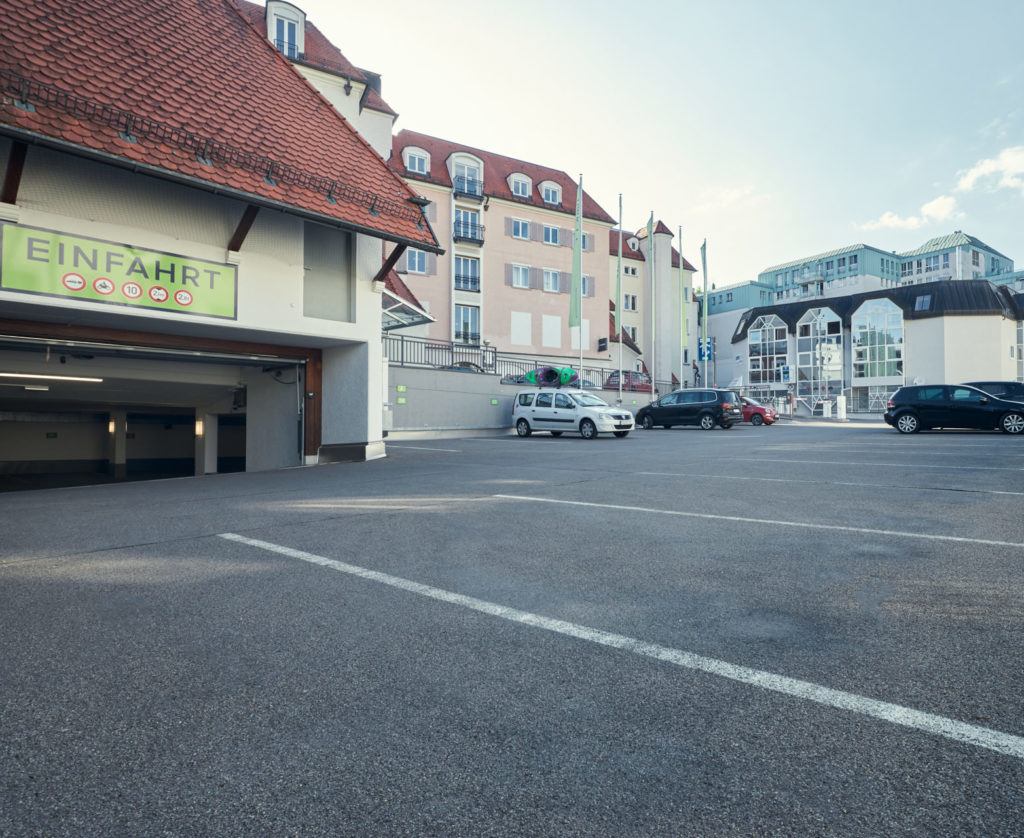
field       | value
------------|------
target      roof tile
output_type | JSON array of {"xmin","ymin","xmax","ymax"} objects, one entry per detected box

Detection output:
[
  {"xmin": 0, "ymin": 0, "xmax": 438, "ymax": 251},
  {"xmin": 391, "ymin": 129, "xmax": 615, "ymax": 225}
]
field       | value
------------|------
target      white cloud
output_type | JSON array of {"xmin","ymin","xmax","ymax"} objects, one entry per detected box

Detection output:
[
  {"xmin": 857, "ymin": 195, "xmax": 961, "ymax": 231},
  {"xmin": 955, "ymin": 146, "xmax": 1024, "ymax": 194}
]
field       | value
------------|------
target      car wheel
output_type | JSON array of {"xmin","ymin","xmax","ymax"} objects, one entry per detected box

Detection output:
[
  {"xmin": 579, "ymin": 418, "xmax": 598, "ymax": 439},
  {"xmin": 641, "ymin": 415, "xmax": 654, "ymax": 430},
  {"xmin": 613, "ymin": 431, "xmax": 629, "ymax": 438},
  {"xmin": 699, "ymin": 413, "xmax": 715, "ymax": 430},
  {"xmin": 720, "ymin": 421, "xmax": 733, "ymax": 429},
  {"xmin": 750, "ymin": 414, "xmax": 764, "ymax": 426},
  {"xmin": 1000, "ymin": 412, "xmax": 1024, "ymax": 434},
  {"xmin": 895, "ymin": 413, "xmax": 920, "ymax": 434},
  {"xmin": 550, "ymin": 431, "xmax": 563, "ymax": 437},
  {"xmin": 515, "ymin": 418, "xmax": 532, "ymax": 437}
]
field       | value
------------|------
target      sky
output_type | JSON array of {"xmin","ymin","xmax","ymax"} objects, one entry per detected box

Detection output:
[{"xmin": 293, "ymin": 0, "xmax": 1024, "ymax": 289}]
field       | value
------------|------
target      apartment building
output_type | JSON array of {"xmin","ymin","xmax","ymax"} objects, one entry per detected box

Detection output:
[
  {"xmin": 609, "ymin": 223, "xmax": 699, "ymax": 389},
  {"xmin": 389, "ymin": 131, "xmax": 616, "ymax": 366}
]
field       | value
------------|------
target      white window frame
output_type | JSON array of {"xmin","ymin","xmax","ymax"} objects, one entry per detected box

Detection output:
[
  {"xmin": 406, "ymin": 249, "xmax": 426, "ymax": 274},
  {"xmin": 404, "ymin": 148, "xmax": 430, "ymax": 175},
  {"xmin": 512, "ymin": 264, "xmax": 530, "ymax": 289},
  {"xmin": 543, "ymin": 269, "xmax": 559, "ymax": 292},
  {"xmin": 540, "ymin": 181, "xmax": 561, "ymax": 205},
  {"xmin": 512, "ymin": 219, "xmax": 529, "ymax": 240},
  {"xmin": 511, "ymin": 176, "xmax": 531, "ymax": 198},
  {"xmin": 543, "ymin": 225, "xmax": 559, "ymax": 246}
]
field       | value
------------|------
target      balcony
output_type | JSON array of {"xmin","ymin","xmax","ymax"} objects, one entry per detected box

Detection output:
[
  {"xmin": 453, "ymin": 174, "xmax": 484, "ymax": 201},
  {"xmin": 454, "ymin": 274, "xmax": 480, "ymax": 292},
  {"xmin": 454, "ymin": 330, "xmax": 480, "ymax": 344},
  {"xmin": 453, "ymin": 222, "xmax": 485, "ymax": 245}
]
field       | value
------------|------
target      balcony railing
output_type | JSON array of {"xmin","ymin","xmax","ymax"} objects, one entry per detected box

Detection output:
[
  {"xmin": 454, "ymin": 274, "xmax": 480, "ymax": 292},
  {"xmin": 453, "ymin": 222, "xmax": 484, "ymax": 244},
  {"xmin": 454, "ymin": 330, "xmax": 480, "ymax": 344},
  {"xmin": 453, "ymin": 175, "xmax": 484, "ymax": 200},
  {"xmin": 273, "ymin": 39, "xmax": 299, "ymax": 58}
]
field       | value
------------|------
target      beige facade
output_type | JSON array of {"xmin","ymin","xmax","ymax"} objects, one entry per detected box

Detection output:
[{"xmin": 393, "ymin": 139, "xmax": 615, "ymax": 367}]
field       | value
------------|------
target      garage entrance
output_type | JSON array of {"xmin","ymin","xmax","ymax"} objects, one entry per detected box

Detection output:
[{"xmin": 0, "ymin": 327, "xmax": 317, "ymax": 491}]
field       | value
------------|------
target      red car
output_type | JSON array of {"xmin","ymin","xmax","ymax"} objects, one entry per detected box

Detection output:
[{"xmin": 740, "ymin": 396, "xmax": 778, "ymax": 425}]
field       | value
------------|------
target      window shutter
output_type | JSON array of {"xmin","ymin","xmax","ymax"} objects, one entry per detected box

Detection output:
[
  {"xmin": 561, "ymin": 228, "xmax": 572, "ymax": 247},
  {"xmin": 531, "ymin": 224, "xmax": 544, "ymax": 243},
  {"xmin": 530, "ymin": 268, "xmax": 543, "ymax": 290},
  {"xmin": 559, "ymin": 272, "xmax": 569, "ymax": 293},
  {"xmin": 505, "ymin": 263, "xmax": 513, "ymax": 286},
  {"xmin": 584, "ymin": 275, "xmax": 594, "ymax": 296},
  {"xmin": 427, "ymin": 253, "xmax": 437, "ymax": 276},
  {"xmin": 504, "ymin": 217, "xmax": 513, "ymax": 236},
  {"xmin": 585, "ymin": 234, "xmax": 595, "ymax": 253}
]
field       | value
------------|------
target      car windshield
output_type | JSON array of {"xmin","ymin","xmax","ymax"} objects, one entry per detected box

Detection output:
[
  {"xmin": 744, "ymin": 397, "xmax": 763, "ymax": 406},
  {"xmin": 571, "ymin": 393, "xmax": 609, "ymax": 407}
]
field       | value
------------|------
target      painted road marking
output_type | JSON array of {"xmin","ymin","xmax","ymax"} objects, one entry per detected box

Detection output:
[
  {"xmin": 637, "ymin": 471, "xmax": 1024, "ymax": 497},
  {"xmin": 217, "ymin": 532, "xmax": 1024, "ymax": 760},
  {"xmin": 722, "ymin": 457, "xmax": 1024, "ymax": 472},
  {"xmin": 386, "ymin": 445, "xmax": 463, "ymax": 453},
  {"xmin": 493, "ymin": 495, "xmax": 1024, "ymax": 550}
]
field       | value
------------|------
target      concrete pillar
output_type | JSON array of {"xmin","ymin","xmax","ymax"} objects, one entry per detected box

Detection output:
[
  {"xmin": 108, "ymin": 409, "xmax": 127, "ymax": 480},
  {"xmin": 194, "ymin": 412, "xmax": 218, "ymax": 475}
]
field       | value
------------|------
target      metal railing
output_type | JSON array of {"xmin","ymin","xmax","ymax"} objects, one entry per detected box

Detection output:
[
  {"xmin": 383, "ymin": 333, "xmax": 661, "ymax": 401},
  {"xmin": 454, "ymin": 274, "xmax": 480, "ymax": 292},
  {"xmin": 453, "ymin": 222, "xmax": 485, "ymax": 244},
  {"xmin": 453, "ymin": 175, "xmax": 483, "ymax": 198}
]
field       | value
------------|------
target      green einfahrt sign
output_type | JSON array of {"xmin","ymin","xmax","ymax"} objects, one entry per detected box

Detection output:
[{"xmin": 0, "ymin": 223, "xmax": 237, "ymax": 319}]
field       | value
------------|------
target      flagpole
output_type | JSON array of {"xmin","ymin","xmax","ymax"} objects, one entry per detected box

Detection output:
[
  {"xmin": 648, "ymin": 212, "xmax": 656, "ymax": 398},
  {"xmin": 701, "ymin": 238, "xmax": 708, "ymax": 387},
  {"xmin": 570, "ymin": 174, "xmax": 584, "ymax": 386},
  {"xmin": 616, "ymin": 194, "xmax": 623, "ymax": 404},
  {"xmin": 679, "ymin": 225, "xmax": 685, "ymax": 388}
]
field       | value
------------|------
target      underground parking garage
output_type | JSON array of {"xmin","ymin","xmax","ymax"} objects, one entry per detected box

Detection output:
[{"xmin": 0, "ymin": 326, "xmax": 320, "ymax": 491}]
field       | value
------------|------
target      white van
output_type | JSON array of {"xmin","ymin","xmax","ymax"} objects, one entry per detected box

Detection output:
[{"xmin": 512, "ymin": 389, "xmax": 634, "ymax": 439}]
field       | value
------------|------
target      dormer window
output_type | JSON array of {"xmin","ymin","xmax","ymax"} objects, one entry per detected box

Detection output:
[
  {"xmin": 510, "ymin": 174, "xmax": 531, "ymax": 199},
  {"xmin": 404, "ymin": 147, "xmax": 429, "ymax": 175},
  {"xmin": 266, "ymin": 2, "xmax": 305, "ymax": 58},
  {"xmin": 454, "ymin": 159, "xmax": 483, "ymax": 197},
  {"xmin": 540, "ymin": 181, "xmax": 561, "ymax": 205}
]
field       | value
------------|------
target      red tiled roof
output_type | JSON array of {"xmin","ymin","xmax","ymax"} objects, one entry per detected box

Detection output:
[
  {"xmin": 233, "ymin": 0, "xmax": 397, "ymax": 117},
  {"xmin": 390, "ymin": 130, "xmax": 616, "ymax": 224},
  {"xmin": 672, "ymin": 247, "xmax": 698, "ymax": 272},
  {"xmin": 384, "ymin": 266, "xmax": 425, "ymax": 310},
  {"xmin": 608, "ymin": 304, "xmax": 641, "ymax": 354},
  {"xmin": 609, "ymin": 228, "xmax": 645, "ymax": 262},
  {"xmin": 0, "ymin": 0, "xmax": 435, "ymax": 250}
]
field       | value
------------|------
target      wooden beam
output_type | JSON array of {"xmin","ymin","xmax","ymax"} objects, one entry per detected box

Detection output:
[
  {"xmin": 1, "ymin": 141, "xmax": 28, "ymax": 205},
  {"xmin": 372, "ymin": 245, "xmax": 406, "ymax": 285},
  {"xmin": 227, "ymin": 204, "xmax": 260, "ymax": 252},
  {"xmin": 303, "ymin": 353, "xmax": 322, "ymax": 457}
]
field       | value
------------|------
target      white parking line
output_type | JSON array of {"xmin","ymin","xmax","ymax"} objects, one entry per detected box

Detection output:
[
  {"xmin": 386, "ymin": 445, "xmax": 462, "ymax": 453},
  {"xmin": 722, "ymin": 457, "xmax": 1024, "ymax": 472},
  {"xmin": 217, "ymin": 531, "xmax": 1024, "ymax": 760},
  {"xmin": 637, "ymin": 471, "xmax": 1024, "ymax": 497},
  {"xmin": 492, "ymin": 494, "xmax": 1024, "ymax": 550}
]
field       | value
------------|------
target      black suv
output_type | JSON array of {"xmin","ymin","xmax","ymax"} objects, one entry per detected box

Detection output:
[
  {"xmin": 883, "ymin": 384, "xmax": 1024, "ymax": 434},
  {"xmin": 962, "ymin": 380, "xmax": 1024, "ymax": 402},
  {"xmin": 635, "ymin": 389, "xmax": 743, "ymax": 430}
]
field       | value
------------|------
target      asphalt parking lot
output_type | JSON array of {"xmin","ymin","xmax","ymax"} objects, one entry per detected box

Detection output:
[{"xmin": 2, "ymin": 420, "xmax": 1023, "ymax": 836}]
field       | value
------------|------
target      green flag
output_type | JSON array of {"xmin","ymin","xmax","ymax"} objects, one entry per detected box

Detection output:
[
  {"xmin": 679, "ymin": 226, "xmax": 688, "ymax": 351},
  {"xmin": 615, "ymin": 196, "xmax": 623, "ymax": 336},
  {"xmin": 569, "ymin": 175, "xmax": 583, "ymax": 329}
]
